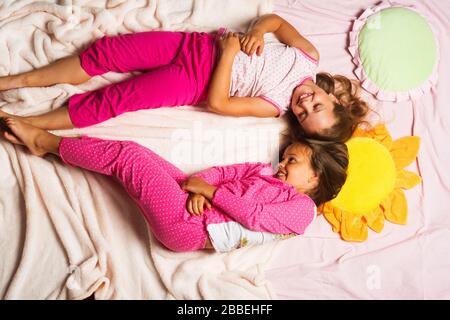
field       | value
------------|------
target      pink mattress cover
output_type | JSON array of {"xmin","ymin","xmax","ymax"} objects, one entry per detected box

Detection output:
[{"xmin": 266, "ymin": 0, "xmax": 450, "ymax": 299}]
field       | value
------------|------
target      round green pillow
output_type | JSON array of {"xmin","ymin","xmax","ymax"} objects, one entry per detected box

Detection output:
[{"xmin": 349, "ymin": 2, "xmax": 439, "ymax": 101}]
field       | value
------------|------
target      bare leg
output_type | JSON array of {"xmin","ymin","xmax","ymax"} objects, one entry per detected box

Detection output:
[
  {"xmin": 0, "ymin": 55, "xmax": 91, "ymax": 91},
  {"xmin": 0, "ymin": 107, "xmax": 74, "ymax": 130},
  {"xmin": 1, "ymin": 117, "xmax": 61, "ymax": 156},
  {"xmin": 25, "ymin": 106, "xmax": 74, "ymax": 130}
]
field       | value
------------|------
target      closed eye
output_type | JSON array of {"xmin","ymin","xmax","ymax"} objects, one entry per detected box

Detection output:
[
  {"xmin": 313, "ymin": 104, "xmax": 323, "ymax": 112},
  {"xmin": 298, "ymin": 110, "xmax": 307, "ymax": 122}
]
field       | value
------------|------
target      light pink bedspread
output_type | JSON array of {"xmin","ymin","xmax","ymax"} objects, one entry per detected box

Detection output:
[{"xmin": 265, "ymin": 0, "xmax": 450, "ymax": 299}]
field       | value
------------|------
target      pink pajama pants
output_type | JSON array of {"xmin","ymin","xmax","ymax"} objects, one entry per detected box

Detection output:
[
  {"xmin": 59, "ymin": 136, "xmax": 209, "ymax": 252},
  {"xmin": 68, "ymin": 31, "xmax": 218, "ymax": 128}
]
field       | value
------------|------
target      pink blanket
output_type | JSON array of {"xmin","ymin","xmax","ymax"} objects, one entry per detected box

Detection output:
[{"xmin": 265, "ymin": 0, "xmax": 450, "ymax": 299}]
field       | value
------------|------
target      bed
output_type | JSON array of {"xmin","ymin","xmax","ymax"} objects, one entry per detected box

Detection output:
[{"xmin": 1, "ymin": 0, "xmax": 449, "ymax": 299}]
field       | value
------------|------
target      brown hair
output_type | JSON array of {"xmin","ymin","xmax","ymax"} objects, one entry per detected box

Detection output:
[
  {"xmin": 285, "ymin": 72, "xmax": 370, "ymax": 143},
  {"xmin": 280, "ymin": 138, "xmax": 349, "ymax": 206}
]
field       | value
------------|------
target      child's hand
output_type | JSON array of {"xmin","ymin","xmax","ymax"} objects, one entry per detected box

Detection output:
[
  {"xmin": 181, "ymin": 176, "xmax": 217, "ymax": 200},
  {"xmin": 240, "ymin": 30, "xmax": 265, "ymax": 56},
  {"xmin": 218, "ymin": 32, "xmax": 241, "ymax": 56},
  {"xmin": 186, "ymin": 193, "xmax": 212, "ymax": 216}
]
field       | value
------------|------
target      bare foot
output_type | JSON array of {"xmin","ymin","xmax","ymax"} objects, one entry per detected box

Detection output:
[
  {"xmin": 1, "ymin": 117, "xmax": 49, "ymax": 156},
  {"xmin": 0, "ymin": 109, "xmax": 10, "ymax": 118},
  {"xmin": 0, "ymin": 117, "xmax": 23, "ymax": 145},
  {"xmin": 0, "ymin": 109, "xmax": 31, "ymax": 124}
]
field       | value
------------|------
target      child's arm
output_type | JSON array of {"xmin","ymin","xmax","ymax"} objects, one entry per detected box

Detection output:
[
  {"xmin": 183, "ymin": 179, "xmax": 316, "ymax": 235},
  {"xmin": 210, "ymin": 186, "xmax": 316, "ymax": 235},
  {"xmin": 189, "ymin": 162, "xmax": 270, "ymax": 186},
  {"xmin": 206, "ymin": 32, "xmax": 279, "ymax": 117},
  {"xmin": 245, "ymin": 13, "xmax": 319, "ymax": 61}
]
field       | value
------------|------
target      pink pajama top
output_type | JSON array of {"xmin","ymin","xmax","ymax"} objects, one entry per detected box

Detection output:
[{"xmin": 193, "ymin": 162, "xmax": 317, "ymax": 246}]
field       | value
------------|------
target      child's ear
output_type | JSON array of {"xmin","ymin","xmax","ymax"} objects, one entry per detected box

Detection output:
[{"xmin": 350, "ymin": 79, "xmax": 362, "ymax": 97}]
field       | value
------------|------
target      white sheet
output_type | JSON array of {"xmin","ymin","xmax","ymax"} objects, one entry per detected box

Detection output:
[{"xmin": 0, "ymin": 0, "xmax": 283, "ymax": 300}]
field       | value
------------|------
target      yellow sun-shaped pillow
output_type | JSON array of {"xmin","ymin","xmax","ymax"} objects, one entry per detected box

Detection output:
[{"xmin": 320, "ymin": 124, "xmax": 421, "ymax": 241}]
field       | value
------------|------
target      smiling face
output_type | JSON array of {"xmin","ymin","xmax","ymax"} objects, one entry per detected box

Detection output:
[
  {"xmin": 290, "ymin": 79, "xmax": 338, "ymax": 136},
  {"xmin": 274, "ymin": 143, "xmax": 319, "ymax": 194}
]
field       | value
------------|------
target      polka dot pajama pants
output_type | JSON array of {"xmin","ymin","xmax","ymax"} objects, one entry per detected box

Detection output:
[{"xmin": 59, "ymin": 136, "xmax": 209, "ymax": 252}]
